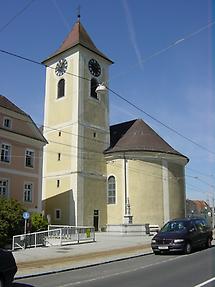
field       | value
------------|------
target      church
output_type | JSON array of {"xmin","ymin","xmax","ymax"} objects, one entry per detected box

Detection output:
[{"xmin": 42, "ymin": 17, "xmax": 189, "ymax": 231}]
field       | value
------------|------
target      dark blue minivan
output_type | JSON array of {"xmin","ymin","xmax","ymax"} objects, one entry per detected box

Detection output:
[{"xmin": 151, "ymin": 218, "xmax": 213, "ymax": 255}]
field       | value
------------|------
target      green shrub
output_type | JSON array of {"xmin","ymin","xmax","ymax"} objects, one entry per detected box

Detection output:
[
  {"xmin": 30, "ymin": 212, "xmax": 48, "ymax": 232},
  {"xmin": 0, "ymin": 197, "xmax": 25, "ymax": 247}
]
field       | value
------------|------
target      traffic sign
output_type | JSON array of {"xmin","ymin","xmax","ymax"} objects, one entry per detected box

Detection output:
[{"xmin": 23, "ymin": 211, "xmax": 30, "ymax": 220}]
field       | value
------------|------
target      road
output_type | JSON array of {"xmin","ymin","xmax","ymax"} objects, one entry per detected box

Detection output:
[{"xmin": 14, "ymin": 247, "xmax": 215, "ymax": 287}]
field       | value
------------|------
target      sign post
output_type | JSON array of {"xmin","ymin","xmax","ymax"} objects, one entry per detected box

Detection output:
[{"xmin": 23, "ymin": 211, "xmax": 30, "ymax": 234}]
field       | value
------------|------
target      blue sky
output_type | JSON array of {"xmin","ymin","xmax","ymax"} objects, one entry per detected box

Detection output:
[{"xmin": 0, "ymin": 0, "xmax": 214, "ymax": 203}]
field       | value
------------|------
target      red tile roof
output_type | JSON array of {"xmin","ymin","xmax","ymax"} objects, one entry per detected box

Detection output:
[
  {"xmin": 193, "ymin": 200, "xmax": 209, "ymax": 211},
  {"xmin": 43, "ymin": 19, "xmax": 113, "ymax": 63}
]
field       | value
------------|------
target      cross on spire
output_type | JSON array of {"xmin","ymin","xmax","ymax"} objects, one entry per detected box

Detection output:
[{"xmin": 77, "ymin": 5, "xmax": 81, "ymax": 21}]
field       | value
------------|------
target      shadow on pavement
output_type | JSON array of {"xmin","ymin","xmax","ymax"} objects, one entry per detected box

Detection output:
[{"xmin": 13, "ymin": 283, "xmax": 35, "ymax": 287}]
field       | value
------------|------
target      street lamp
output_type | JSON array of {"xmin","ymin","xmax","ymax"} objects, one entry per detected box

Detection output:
[{"xmin": 96, "ymin": 83, "xmax": 107, "ymax": 94}]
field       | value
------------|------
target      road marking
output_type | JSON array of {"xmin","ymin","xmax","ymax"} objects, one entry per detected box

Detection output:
[
  {"xmin": 59, "ymin": 256, "xmax": 186, "ymax": 287},
  {"xmin": 193, "ymin": 277, "xmax": 215, "ymax": 287}
]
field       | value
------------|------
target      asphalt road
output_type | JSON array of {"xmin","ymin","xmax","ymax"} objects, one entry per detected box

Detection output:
[{"xmin": 14, "ymin": 247, "xmax": 215, "ymax": 287}]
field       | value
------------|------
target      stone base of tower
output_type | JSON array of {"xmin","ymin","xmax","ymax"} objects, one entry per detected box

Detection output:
[{"xmin": 106, "ymin": 223, "xmax": 148, "ymax": 235}]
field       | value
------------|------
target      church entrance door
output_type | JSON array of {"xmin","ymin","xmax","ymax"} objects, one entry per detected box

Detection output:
[{"xmin": 93, "ymin": 210, "xmax": 99, "ymax": 231}]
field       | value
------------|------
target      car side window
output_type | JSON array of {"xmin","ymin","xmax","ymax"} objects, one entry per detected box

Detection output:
[{"xmin": 195, "ymin": 219, "xmax": 206, "ymax": 232}]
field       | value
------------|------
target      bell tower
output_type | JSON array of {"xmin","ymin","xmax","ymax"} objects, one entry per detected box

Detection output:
[{"xmin": 42, "ymin": 17, "xmax": 113, "ymax": 228}]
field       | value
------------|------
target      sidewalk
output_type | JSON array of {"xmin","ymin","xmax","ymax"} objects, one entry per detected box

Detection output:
[{"xmin": 13, "ymin": 232, "xmax": 153, "ymax": 279}]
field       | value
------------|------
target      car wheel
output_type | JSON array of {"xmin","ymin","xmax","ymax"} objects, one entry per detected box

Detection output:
[
  {"xmin": 0, "ymin": 277, "xmax": 4, "ymax": 287},
  {"xmin": 184, "ymin": 242, "xmax": 192, "ymax": 254},
  {"xmin": 206, "ymin": 238, "xmax": 212, "ymax": 248},
  {"xmin": 153, "ymin": 251, "xmax": 160, "ymax": 255}
]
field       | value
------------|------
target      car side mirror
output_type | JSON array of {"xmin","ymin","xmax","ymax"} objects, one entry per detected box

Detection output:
[{"xmin": 189, "ymin": 227, "xmax": 195, "ymax": 233}]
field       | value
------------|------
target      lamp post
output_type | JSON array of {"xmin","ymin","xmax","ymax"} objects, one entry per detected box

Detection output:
[
  {"xmin": 96, "ymin": 84, "xmax": 133, "ymax": 225},
  {"xmin": 123, "ymin": 153, "xmax": 132, "ymax": 224}
]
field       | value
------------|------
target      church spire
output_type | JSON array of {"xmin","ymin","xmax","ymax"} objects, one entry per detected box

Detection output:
[{"xmin": 42, "ymin": 17, "xmax": 113, "ymax": 64}]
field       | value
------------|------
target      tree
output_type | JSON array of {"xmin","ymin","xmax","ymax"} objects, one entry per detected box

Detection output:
[
  {"xmin": 30, "ymin": 212, "xmax": 48, "ymax": 232},
  {"xmin": 0, "ymin": 197, "xmax": 25, "ymax": 247}
]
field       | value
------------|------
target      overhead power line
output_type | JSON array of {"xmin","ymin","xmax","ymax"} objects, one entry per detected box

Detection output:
[
  {"xmin": 108, "ymin": 86, "xmax": 215, "ymax": 156},
  {"xmin": 0, "ymin": 0, "xmax": 36, "ymax": 34},
  {"xmin": 0, "ymin": 19, "xmax": 214, "ymax": 158}
]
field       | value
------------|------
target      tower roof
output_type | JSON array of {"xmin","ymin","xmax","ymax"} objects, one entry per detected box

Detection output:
[
  {"xmin": 43, "ymin": 19, "xmax": 113, "ymax": 63},
  {"xmin": 105, "ymin": 119, "xmax": 189, "ymax": 161}
]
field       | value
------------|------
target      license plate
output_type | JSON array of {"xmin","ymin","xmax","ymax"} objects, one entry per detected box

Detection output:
[{"xmin": 158, "ymin": 246, "xmax": 169, "ymax": 250}]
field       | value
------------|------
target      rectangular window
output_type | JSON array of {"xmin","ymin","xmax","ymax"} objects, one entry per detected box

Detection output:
[
  {"xmin": 0, "ymin": 143, "xmax": 11, "ymax": 163},
  {"xmin": 55, "ymin": 209, "xmax": 61, "ymax": 220},
  {"xmin": 57, "ymin": 180, "xmax": 60, "ymax": 188},
  {"xmin": 3, "ymin": 117, "xmax": 12, "ymax": 129},
  {"xmin": 58, "ymin": 153, "xmax": 61, "ymax": 161},
  {"xmin": 0, "ymin": 179, "xmax": 9, "ymax": 197},
  {"xmin": 24, "ymin": 183, "xmax": 33, "ymax": 202},
  {"xmin": 25, "ymin": 149, "xmax": 34, "ymax": 168}
]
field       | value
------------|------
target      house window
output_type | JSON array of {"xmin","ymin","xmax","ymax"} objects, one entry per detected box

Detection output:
[
  {"xmin": 59, "ymin": 131, "xmax": 62, "ymax": 137},
  {"xmin": 3, "ymin": 117, "xmax": 12, "ymax": 129},
  {"xmin": 90, "ymin": 78, "xmax": 98, "ymax": 99},
  {"xmin": 57, "ymin": 180, "xmax": 60, "ymax": 188},
  {"xmin": 55, "ymin": 209, "xmax": 61, "ymax": 220},
  {"xmin": 58, "ymin": 153, "xmax": 61, "ymax": 161},
  {"xmin": 0, "ymin": 179, "xmax": 9, "ymax": 197},
  {"xmin": 24, "ymin": 183, "xmax": 33, "ymax": 202},
  {"xmin": 57, "ymin": 79, "xmax": 65, "ymax": 99},
  {"xmin": 25, "ymin": 149, "xmax": 34, "ymax": 168},
  {"xmin": 0, "ymin": 143, "xmax": 11, "ymax": 163},
  {"xmin": 107, "ymin": 176, "xmax": 116, "ymax": 204}
]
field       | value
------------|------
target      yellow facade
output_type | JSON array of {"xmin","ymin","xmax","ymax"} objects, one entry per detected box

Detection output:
[
  {"xmin": 42, "ymin": 22, "xmax": 112, "ymax": 228},
  {"xmin": 42, "ymin": 19, "xmax": 188, "ymax": 230},
  {"xmin": 106, "ymin": 153, "xmax": 187, "ymax": 228}
]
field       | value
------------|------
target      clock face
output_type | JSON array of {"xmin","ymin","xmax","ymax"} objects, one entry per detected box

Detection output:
[
  {"xmin": 88, "ymin": 59, "xmax": 101, "ymax": 77},
  {"xmin": 55, "ymin": 59, "xmax": 68, "ymax": 76}
]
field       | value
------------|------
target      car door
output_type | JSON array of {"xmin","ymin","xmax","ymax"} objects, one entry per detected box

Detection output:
[
  {"xmin": 198, "ymin": 219, "xmax": 210, "ymax": 245},
  {"xmin": 194, "ymin": 219, "xmax": 207, "ymax": 247},
  {"xmin": 188, "ymin": 221, "xmax": 200, "ymax": 248}
]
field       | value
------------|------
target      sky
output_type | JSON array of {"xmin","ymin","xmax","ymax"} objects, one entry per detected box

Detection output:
[{"xmin": 0, "ymin": 0, "xmax": 214, "ymax": 204}]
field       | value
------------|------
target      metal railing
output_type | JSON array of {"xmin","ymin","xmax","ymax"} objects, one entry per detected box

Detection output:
[
  {"xmin": 48, "ymin": 225, "xmax": 95, "ymax": 243},
  {"xmin": 12, "ymin": 225, "xmax": 95, "ymax": 250}
]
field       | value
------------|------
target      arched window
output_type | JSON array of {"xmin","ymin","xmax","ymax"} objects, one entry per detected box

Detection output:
[
  {"xmin": 90, "ymin": 78, "xmax": 98, "ymax": 99},
  {"xmin": 107, "ymin": 176, "xmax": 116, "ymax": 204},
  {"xmin": 57, "ymin": 79, "xmax": 65, "ymax": 99}
]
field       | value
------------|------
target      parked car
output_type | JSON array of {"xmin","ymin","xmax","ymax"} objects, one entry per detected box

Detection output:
[
  {"xmin": 0, "ymin": 248, "xmax": 17, "ymax": 287},
  {"xmin": 151, "ymin": 218, "xmax": 213, "ymax": 255}
]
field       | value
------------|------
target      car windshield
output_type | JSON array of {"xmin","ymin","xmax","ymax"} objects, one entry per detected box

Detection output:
[{"xmin": 160, "ymin": 221, "xmax": 187, "ymax": 233}]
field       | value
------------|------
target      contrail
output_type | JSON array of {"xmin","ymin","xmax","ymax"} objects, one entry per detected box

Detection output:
[{"xmin": 122, "ymin": 0, "xmax": 144, "ymax": 70}]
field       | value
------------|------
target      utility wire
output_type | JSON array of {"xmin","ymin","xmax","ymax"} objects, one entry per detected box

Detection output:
[
  {"xmin": 3, "ymin": 111, "xmax": 215, "ymax": 181},
  {"xmin": 108, "ymin": 86, "xmax": 215, "ymax": 156},
  {"xmin": 1, "ymin": 45, "xmax": 214, "ymax": 156},
  {"xmin": 0, "ymin": 20, "xmax": 214, "ymax": 156},
  {"xmin": 0, "ymin": 0, "xmax": 36, "ymax": 34}
]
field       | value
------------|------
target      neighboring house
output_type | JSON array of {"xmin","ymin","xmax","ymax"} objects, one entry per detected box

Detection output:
[
  {"xmin": 42, "ymin": 17, "xmax": 189, "ymax": 230},
  {"xmin": 0, "ymin": 95, "xmax": 47, "ymax": 212},
  {"xmin": 186, "ymin": 199, "xmax": 213, "ymax": 226}
]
